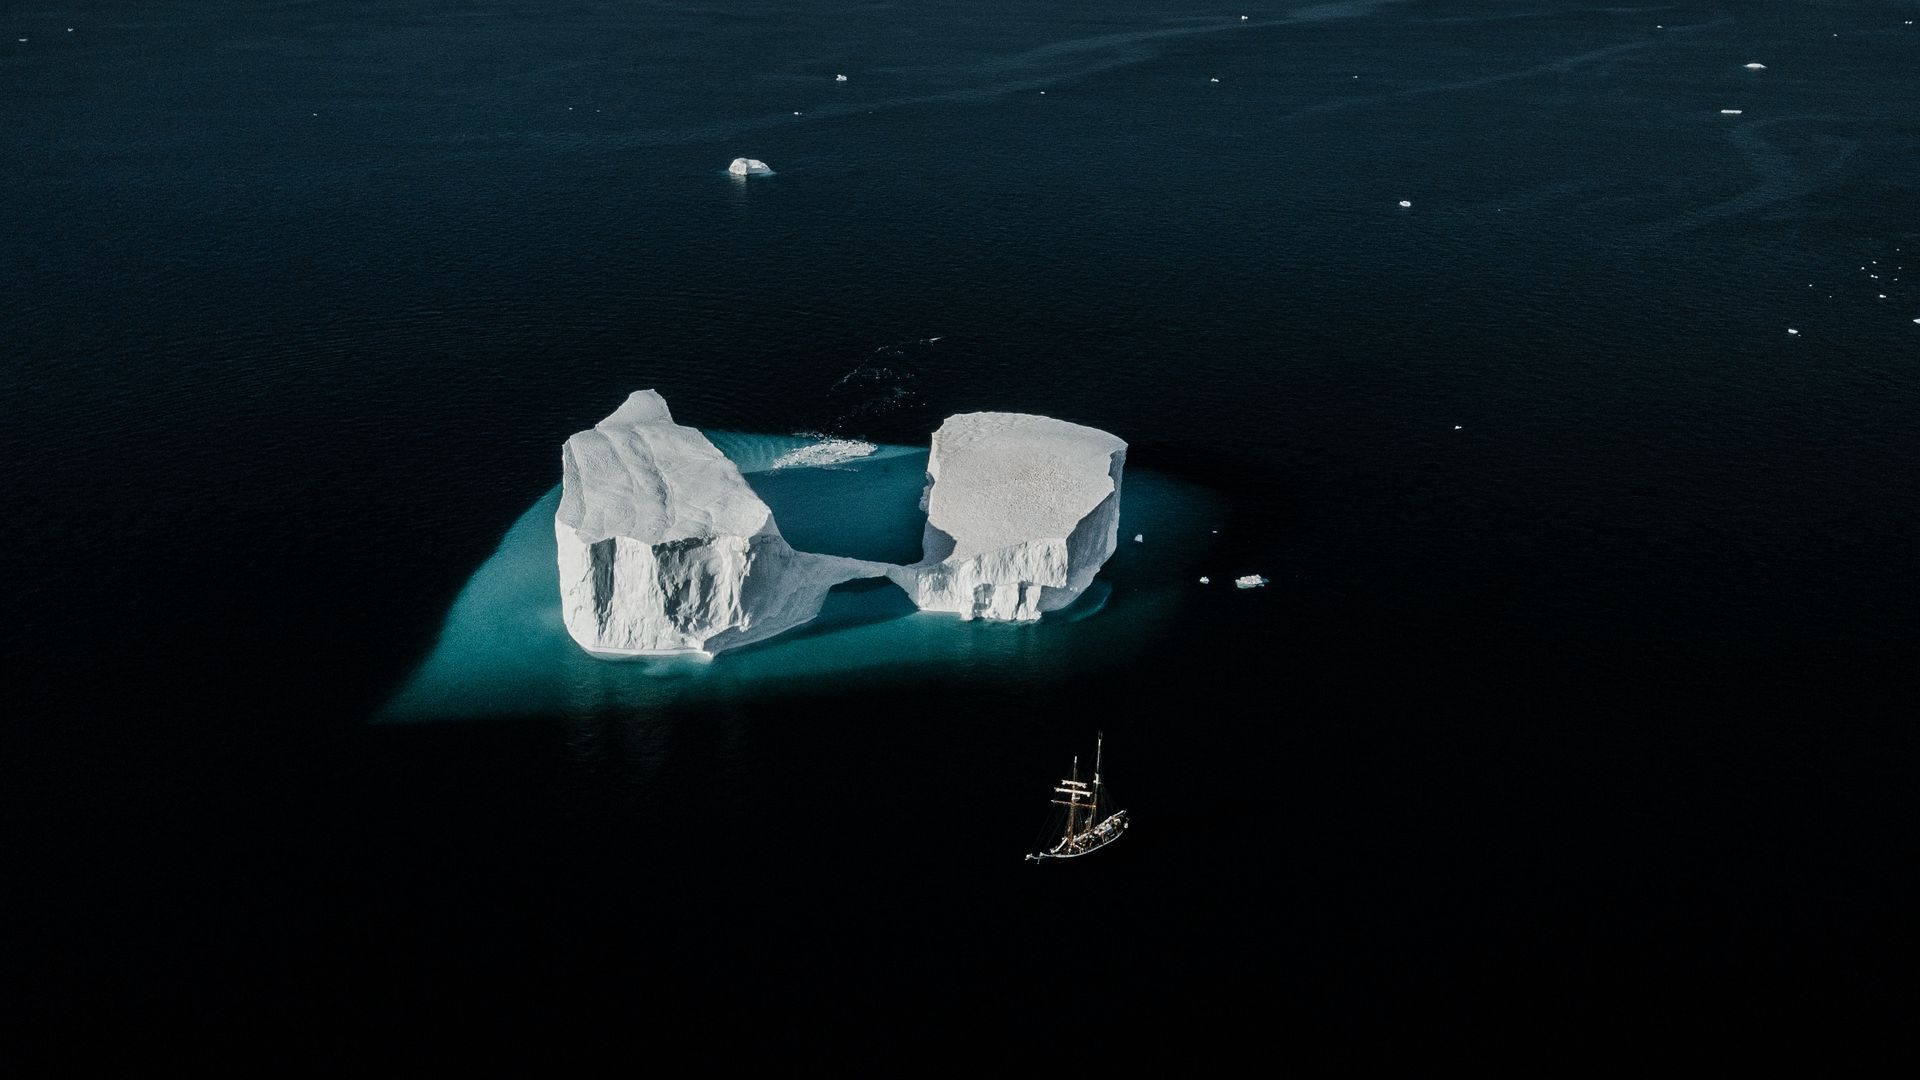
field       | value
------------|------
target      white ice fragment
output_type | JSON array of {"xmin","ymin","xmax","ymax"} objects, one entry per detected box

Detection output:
[
  {"xmin": 1133, "ymin": 533, "xmax": 1144, "ymax": 543},
  {"xmin": 886, "ymin": 412, "xmax": 1126, "ymax": 622},
  {"xmin": 1787, "ymin": 328, "xmax": 1800, "ymax": 335},
  {"xmin": 555, "ymin": 391, "xmax": 885, "ymax": 656},
  {"xmin": 835, "ymin": 74, "xmax": 847, "ymax": 82},
  {"xmin": 1398, "ymin": 200, "xmax": 1412, "ymax": 208},
  {"xmin": 1210, "ymin": 77, "xmax": 1220, "ymax": 83},
  {"xmin": 1720, "ymin": 109, "xmax": 1743, "ymax": 115},
  {"xmin": 1453, "ymin": 425, "xmax": 1463, "ymax": 430},
  {"xmin": 1199, "ymin": 576, "xmax": 1211, "ymax": 584},
  {"xmin": 1234, "ymin": 575, "xmax": 1269, "ymax": 589},
  {"xmin": 728, "ymin": 157, "xmax": 774, "ymax": 176},
  {"xmin": 768, "ymin": 436, "xmax": 878, "ymax": 470},
  {"xmin": 1744, "ymin": 63, "xmax": 1767, "ymax": 70}
]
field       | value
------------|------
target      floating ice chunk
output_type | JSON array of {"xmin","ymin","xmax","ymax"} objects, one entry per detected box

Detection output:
[
  {"xmin": 1234, "ymin": 575, "xmax": 1269, "ymax": 589},
  {"xmin": 1744, "ymin": 63, "xmax": 1767, "ymax": 70},
  {"xmin": 1398, "ymin": 200, "xmax": 1412, "ymax": 208},
  {"xmin": 1453, "ymin": 424, "xmax": 1463, "ymax": 430},
  {"xmin": 835, "ymin": 74, "xmax": 848, "ymax": 82},
  {"xmin": 728, "ymin": 157, "xmax": 774, "ymax": 176},
  {"xmin": 1720, "ymin": 109, "xmax": 1743, "ymax": 115},
  {"xmin": 1210, "ymin": 77, "xmax": 1220, "ymax": 83},
  {"xmin": 886, "ymin": 412, "xmax": 1126, "ymax": 622},
  {"xmin": 1199, "ymin": 576, "xmax": 1210, "ymax": 584},
  {"xmin": 1133, "ymin": 533, "xmax": 1144, "ymax": 543},
  {"xmin": 768, "ymin": 436, "xmax": 878, "ymax": 470},
  {"xmin": 1787, "ymin": 328, "xmax": 1800, "ymax": 335}
]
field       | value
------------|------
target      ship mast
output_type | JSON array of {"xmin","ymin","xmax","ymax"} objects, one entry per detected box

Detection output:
[
  {"xmin": 1051, "ymin": 754, "xmax": 1092, "ymax": 853},
  {"xmin": 1090, "ymin": 731, "xmax": 1103, "ymax": 827}
]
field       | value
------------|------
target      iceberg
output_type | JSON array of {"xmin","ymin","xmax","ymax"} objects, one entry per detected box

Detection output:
[
  {"xmin": 555, "ymin": 391, "xmax": 882, "ymax": 656},
  {"xmin": 886, "ymin": 412, "xmax": 1126, "ymax": 622},
  {"xmin": 728, "ymin": 157, "xmax": 774, "ymax": 176},
  {"xmin": 1235, "ymin": 574, "xmax": 1269, "ymax": 589}
]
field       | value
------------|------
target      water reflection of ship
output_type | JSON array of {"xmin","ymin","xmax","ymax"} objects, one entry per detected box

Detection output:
[{"xmin": 1026, "ymin": 732, "xmax": 1128, "ymax": 862}]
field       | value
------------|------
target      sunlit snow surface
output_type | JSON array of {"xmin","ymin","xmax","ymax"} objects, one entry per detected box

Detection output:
[{"xmin": 381, "ymin": 431, "xmax": 1220, "ymax": 720}]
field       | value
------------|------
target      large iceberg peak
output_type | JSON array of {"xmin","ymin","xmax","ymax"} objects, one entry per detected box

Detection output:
[
  {"xmin": 557, "ymin": 389, "xmax": 772, "ymax": 547},
  {"xmin": 555, "ymin": 390, "xmax": 881, "ymax": 656}
]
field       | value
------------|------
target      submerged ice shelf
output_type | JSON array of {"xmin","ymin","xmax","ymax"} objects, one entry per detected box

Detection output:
[{"xmin": 381, "ymin": 431, "xmax": 1218, "ymax": 721}]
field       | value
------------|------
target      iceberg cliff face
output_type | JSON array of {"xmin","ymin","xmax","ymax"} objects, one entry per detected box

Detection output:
[
  {"xmin": 556, "ymin": 391, "xmax": 880, "ymax": 656},
  {"xmin": 886, "ymin": 412, "xmax": 1126, "ymax": 621}
]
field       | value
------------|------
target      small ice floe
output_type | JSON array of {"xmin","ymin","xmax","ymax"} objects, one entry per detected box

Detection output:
[
  {"xmin": 1744, "ymin": 63, "xmax": 1767, "ymax": 70},
  {"xmin": 1210, "ymin": 77, "xmax": 1220, "ymax": 83},
  {"xmin": 1453, "ymin": 424, "xmax": 1463, "ymax": 430},
  {"xmin": 1720, "ymin": 109, "xmax": 1743, "ymax": 115},
  {"xmin": 793, "ymin": 111, "xmax": 802, "ymax": 115},
  {"xmin": 728, "ymin": 157, "xmax": 774, "ymax": 176},
  {"xmin": 769, "ymin": 436, "xmax": 877, "ymax": 470},
  {"xmin": 835, "ymin": 74, "xmax": 847, "ymax": 82},
  {"xmin": 1133, "ymin": 533, "xmax": 1145, "ymax": 543},
  {"xmin": 1235, "ymin": 574, "xmax": 1270, "ymax": 590},
  {"xmin": 1787, "ymin": 328, "xmax": 1800, "ymax": 335},
  {"xmin": 1199, "ymin": 576, "xmax": 1211, "ymax": 584},
  {"xmin": 1911, "ymin": 318, "xmax": 1919, "ymax": 324},
  {"xmin": 1878, "ymin": 294, "xmax": 1887, "ymax": 300},
  {"xmin": 1398, "ymin": 200, "xmax": 1412, "ymax": 208},
  {"xmin": 1241, "ymin": 15, "xmax": 1249, "ymax": 20}
]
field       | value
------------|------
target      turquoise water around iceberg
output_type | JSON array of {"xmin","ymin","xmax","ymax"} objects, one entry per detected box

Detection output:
[{"xmin": 381, "ymin": 432, "xmax": 1222, "ymax": 721}]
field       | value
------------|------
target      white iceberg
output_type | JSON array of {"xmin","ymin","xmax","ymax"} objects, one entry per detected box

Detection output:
[
  {"xmin": 886, "ymin": 412, "xmax": 1127, "ymax": 622},
  {"xmin": 835, "ymin": 74, "xmax": 848, "ymax": 82},
  {"xmin": 555, "ymin": 391, "xmax": 882, "ymax": 656},
  {"xmin": 1744, "ymin": 62, "xmax": 1767, "ymax": 70},
  {"xmin": 728, "ymin": 157, "xmax": 774, "ymax": 176},
  {"xmin": 1235, "ymin": 574, "xmax": 1269, "ymax": 589}
]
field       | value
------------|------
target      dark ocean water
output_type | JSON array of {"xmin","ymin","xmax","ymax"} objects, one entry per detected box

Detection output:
[{"xmin": 5, "ymin": 0, "xmax": 1918, "ymax": 1054}]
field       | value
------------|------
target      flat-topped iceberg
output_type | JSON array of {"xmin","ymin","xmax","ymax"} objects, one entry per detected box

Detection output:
[
  {"xmin": 556, "ymin": 391, "xmax": 881, "ymax": 656},
  {"xmin": 728, "ymin": 157, "xmax": 774, "ymax": 176},
  {"xmin": 886, "ymin": 412, "xmax": 1126, "ymax": 621}
]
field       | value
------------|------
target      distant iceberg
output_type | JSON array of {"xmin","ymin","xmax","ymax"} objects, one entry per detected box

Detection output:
[
  {"xmin": 728, "ymin": 157, "xmax": 774, "ymax": 176},
  {"xmin": 1235, "ymin": 574, "xmax": 1269, "ymax": 589}
]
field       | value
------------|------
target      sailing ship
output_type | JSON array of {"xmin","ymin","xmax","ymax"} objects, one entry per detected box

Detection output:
[{"xmin": 1025, "ymin": 732, "xmax": 1128, "ymax": 862}]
